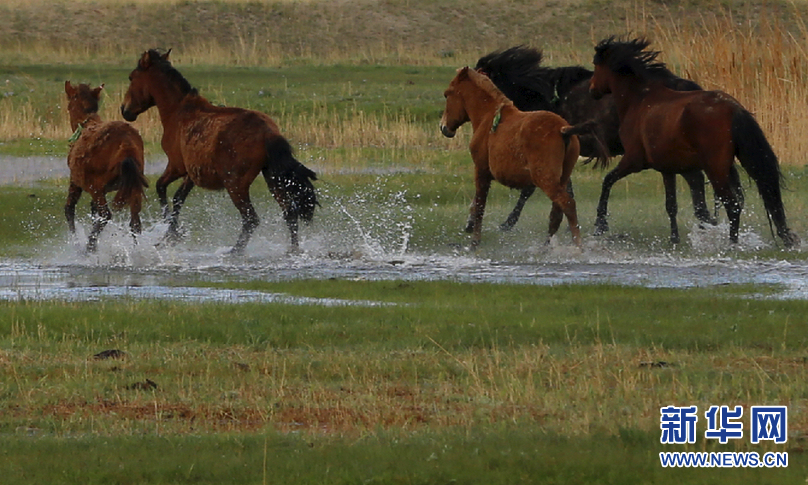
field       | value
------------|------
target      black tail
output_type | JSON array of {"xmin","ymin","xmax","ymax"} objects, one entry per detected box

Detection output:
[
  {"xmin": 111, "ymin": 157, "xmax": 149, "ymax": 210},
  {"xmin": 262, "ymin": 136, "xmax": 318, "ymax": 223},
  {"xmin": 561, "ymin": 120, "xmax": 609, "ymax": 168},
  {"xmin": 732, "ymin": 108, "xmax": 799, "ymax": 247}
]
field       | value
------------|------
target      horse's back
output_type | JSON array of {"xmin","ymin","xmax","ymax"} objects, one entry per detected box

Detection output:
[
  {"xmin": 68, "ymin": 121, "xmax": 144, "ymax": 185},
  {"xmin": 174, "ymin": 98, "xmax": 282, "ymax": 189},
  {"xmin": 488, "ymin": 108, "xmax": 572, "ymax": 188},
  {"xmin": 636, "ymin": 88, "xmax": 738, "ymax": 168}
]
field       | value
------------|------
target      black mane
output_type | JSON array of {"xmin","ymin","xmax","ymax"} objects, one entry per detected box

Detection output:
[
  {"xmin": 475, "ymin": 45, "xmax": 592, "ymax": 112},
  {"xmin": 141, "ymin": 49, "xmax": 198, "ymax": 96},
  {"xmin": 593, "ymin": 37, "xmax": 676, "ymax": 82}
]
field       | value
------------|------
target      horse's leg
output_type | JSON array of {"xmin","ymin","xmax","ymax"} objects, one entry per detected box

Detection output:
[
  {"xmin": 128, "ymin": 198, "xmax": 143, "ymax": 242},
  {"xmin": 729, "ymin": 164, "xmax": 744, "ymax": 211},
  {"xmin": 594, "ymin": 162, "xmax": 638, "ymax": 236},
  {"xmin": 87, "ymin": 196, "xmax": 111, "ymax": 253},
  {"xmin": 681, "ymin": 170, "xmax": 716, "ymax": 226},
  {"xmin": 710, "ymin": 177, "xmax": 742, "ymax": 244},
  {"xmin": 225, "ymin": 185, "xmax": 260, "ymax": 255},
  {"xmin": 546, "ymin": 202, "xmax": 564, "ymax": 244},
  {"xmin": 155, "ymin": 171, "xmax": 184, "ymax": 220},
  {"xmin": 163, "ymin": 178, "xmax": 195, "ymax": 244},
  {"xmin": 545, "ymin": 184, "xmax": 581, "ymax": 247},
  {"xmin": 495, "ymin": 186, "xmax": 535, "ymax": 232},
  {"xmin": 662, "ymin": 173, "xmax": 680, "ymax": 245},
  {"xmin": 469, "ymin": 170, "xmax": 493, "ymax": 248},
  {"xmin": 64, "ymin": 182, "xmax": 82, "ymax": 234}
]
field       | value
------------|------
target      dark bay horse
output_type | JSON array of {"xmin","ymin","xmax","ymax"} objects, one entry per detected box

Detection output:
[
  {"xmin": 475, "ymin": 46, "xmax": 722, "ymax": 243},
  {"xmin": 120, "ymin": 49, "xmax": 317, "ymax": 254},
  {"xmin": 440, "ymin": 67, "xmax": 601, "ymax": 248},
  {"xmin": 589, "ymin": 37, "xmax": 799, "ymax": 248},
  {"xmin": 65, "ymin": 81, "xmax": 149, "ymax": 252}
]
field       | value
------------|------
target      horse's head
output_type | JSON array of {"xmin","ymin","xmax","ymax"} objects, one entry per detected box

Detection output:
[
  {"xmin": 439, "ymin": 67, "xmax": 472, "ymax": 138},
  {"xmin": 121, "ymin": 49, "xmax": 172, "ymax": 122},
  {"xmin": 588, "ymin": 63, "xmax": 612, "ymax": 100},
  {"xmin": 65, "ymin": 81, "xmax": 103, "ymax": 129}
]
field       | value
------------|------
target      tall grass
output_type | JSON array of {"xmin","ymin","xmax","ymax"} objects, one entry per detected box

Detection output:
[{"xmin": 3, "ymin": 2, "xmax": 808, "ymax": 165}]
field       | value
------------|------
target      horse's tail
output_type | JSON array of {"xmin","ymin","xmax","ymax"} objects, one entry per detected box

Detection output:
[
  {"xmin": 732, "ymin": 107, "xmax": 799, "ymax": 247},
  {"xmin": 262, "ymin": 136, "xmax": 318, "ymax": 223},
  {"xmin": 561, "ymin": 120, "xmax": 609, "ymax": 168},
  {"xmin": 111, "ymin": 157, "xmax": 149, "ymax": 211}
]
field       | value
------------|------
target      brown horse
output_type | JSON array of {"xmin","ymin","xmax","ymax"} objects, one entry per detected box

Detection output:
[
  {"xmin": 120, "ymin": 49, "xmax": 317, "ymax": 254},
  {"xmin": 589, "ymin": 37, "xmax": 799, "ymax": 248},
  {"xmin": 64, "ymin": 81, "xmax": 149, "ymax": 252},
  {"xmin": 440, "ymin": 67, "xmax": 601, "ymax": 248}
]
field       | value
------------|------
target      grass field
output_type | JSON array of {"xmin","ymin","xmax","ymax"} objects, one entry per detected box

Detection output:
[{"xmin": 3, "ymin": 0, "xmax": 808, "ymax": 483}]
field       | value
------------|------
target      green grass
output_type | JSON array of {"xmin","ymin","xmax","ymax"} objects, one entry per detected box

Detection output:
[
  {"xmin": 1, "ymin": 430, "xmax": 803, "ymax": 485},
  {"xmin": 2, "ymin": 282, "xmax": 805, "ymax": 351},
  {"xmin": 2, "ymin": 282, "xmax": 807, "ymax": 483}
]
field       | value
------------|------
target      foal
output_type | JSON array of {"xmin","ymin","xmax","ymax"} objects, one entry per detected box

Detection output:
[
  {"xmin": 440, "ymin": 67, "xmax": 601, "ymax": 248},
  {"xmin": 65, "ymin": 81, "xmax": 148, "ymax": 252}
]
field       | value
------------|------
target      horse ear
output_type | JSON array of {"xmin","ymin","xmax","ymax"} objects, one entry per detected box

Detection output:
[
  {"xmin": 92, "ymin": 85, "xmax": 104, "ymax": 99},
  {"xmin": 163, "ymin": 48, "xmax": 172, "ymax": 61},
  {"xmin": 64, "ymin": 80, "xmax": 75, "ymax": 96},
  {"xmin": 457, "ymin": 66, "xmax": 471, "ymax": 79},
  {"xmin": 139, "ymin": 50, "xmax": 152, "ymax": 68}
]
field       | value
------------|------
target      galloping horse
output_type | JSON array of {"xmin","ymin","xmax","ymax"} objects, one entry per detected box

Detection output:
[
  {"xmin": 120, "ymin": 49, "xmax": 317, "ymax": 254},
  {"xmin": 475, "ymin": 45, "xmax": 721, "ymax": 243},
  {"xmin": 589, "ymin": 37, "xmax": 799, "ymax": 248},
  {"xmin": 440, "ymin": 67, "xmax": 603, "ymax": 248},
  {"xmin": 64, "ymin": 81, "xmax": 149, "ymax": 252}
]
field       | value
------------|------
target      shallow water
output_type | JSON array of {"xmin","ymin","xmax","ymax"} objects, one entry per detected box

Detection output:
[
  {"xmin": 3, "ymin": 155, "xmax": 808, "ymax": 304},
  {"xmin": 2, "ymin": 232, "xmax": 807, "ymax": 303}
]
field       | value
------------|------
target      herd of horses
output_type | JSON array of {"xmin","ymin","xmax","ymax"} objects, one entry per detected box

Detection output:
[{"xmin": 65, "ymin": 37, "xmax": 800, "ymax": 254}]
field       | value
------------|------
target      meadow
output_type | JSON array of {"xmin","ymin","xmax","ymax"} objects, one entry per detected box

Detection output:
[{"xmin": 2, "ymin": 0, "xmax": 808, "ymax": 483}]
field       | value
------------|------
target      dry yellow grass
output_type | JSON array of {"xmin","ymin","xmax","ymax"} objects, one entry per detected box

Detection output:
[
  {"xmin": 6, "ymin": 341, "xmax": 807, "ymax": 438},
  {"xmin": 2, "ymin": 1, "xmax": 808, "ymax": 165}
]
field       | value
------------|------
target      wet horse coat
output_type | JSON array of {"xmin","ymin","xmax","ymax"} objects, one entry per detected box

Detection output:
[
  {"xmin": 64, "ymin": 81, "xmax": 148, "ymax": 252},
  {"xmin": 440, "ymin": 67, "xmax": 597, "ymax": 248},
  {"xmin": 121, "ymin": 49, "xmax": 317, "ymax": 254},
  {"xmin": 588, "ymin": 37, "xmax": 799, "ymax": 248}
]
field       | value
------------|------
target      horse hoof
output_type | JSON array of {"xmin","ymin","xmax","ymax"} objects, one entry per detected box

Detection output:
[
  {"xmin": 782, "ymin": 231, "xmax": 801, "ymax": 249},
  {"xmin": 499, "ymin": 221, "xmax": 516, "ymax": 232},
  {"xmin": 225, "ymin": 246, "xmax": 246, "ymax": 257}
]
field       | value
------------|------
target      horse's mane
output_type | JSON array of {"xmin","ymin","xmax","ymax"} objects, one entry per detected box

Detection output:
[
  {"xmin": 475, "ymin": 45, "xmax": 593, "ymax": 111},
  {"xmin": 593, "ymin": 37, "xmax": 678, "ymax": 82},
  {"xmin": 465, "ymin": 67, "xmax": 513, "ymax": 107},
  {"xmin": 141, "ymin": 49, "xmax": 198, "ymax": 96}
]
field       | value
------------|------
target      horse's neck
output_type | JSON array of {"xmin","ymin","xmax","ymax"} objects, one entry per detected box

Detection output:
[
  {"xmin": 151, "ymin": 83, "xmax": 197, "ymax": 127},
  {"xmin": 607, "ymin": 77, "xmax": 649, "ymax": 121},
  {"xmin": 465, "ymin": 85, "xmax": 507, "ymax": 131},
  {"xmin": 70, "ymin": 113, "xmax": 101, "ymax": 132}
]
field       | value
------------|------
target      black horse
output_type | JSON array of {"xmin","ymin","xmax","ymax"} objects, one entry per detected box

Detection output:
[{"xmin": 474, "ymin": 46, "xmax": 735, "ymax": 243}]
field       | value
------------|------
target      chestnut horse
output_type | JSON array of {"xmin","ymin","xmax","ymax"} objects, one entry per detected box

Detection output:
[
  {"xmin": 589, "ymin": 37, "xmax": 799, "ymax": 248},
  {"xmin": 440, "ymin": 67, "xmax": 602, "ymax": 248},
  {"xmin": 474, "ymin": 45, "xmax": 722, "ymax": 243},
  {"xmin": 120, "ymin": 49, "xmax": 317, "ymax": 254},
  {"xmin": 64, "ymin": 81, "xmax": 149, "ymax": 252}
]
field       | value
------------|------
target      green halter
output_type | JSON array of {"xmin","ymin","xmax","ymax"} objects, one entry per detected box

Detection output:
[{"xmin": 68, "ymin": 123, "xmax": 83, "ymax": 145}]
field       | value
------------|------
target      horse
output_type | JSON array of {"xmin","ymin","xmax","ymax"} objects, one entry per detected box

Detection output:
[
  {"xmin": 474, "ymin": 45, "xmax": 725, "ymax": 243},
  {"xmin": 64, "ymin": 81, "xmax": 149, "ymax": 253},
  {"xmin": 588, "ymin": 37, "xmax": 799, "ymax": 248},
  {"xmin": 120, "ymin": 49, "xmax": 317, "ymax": 254},
  {"xmin": 440, "ymin": 66, "xmax": 604, "ymax": 248}
]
